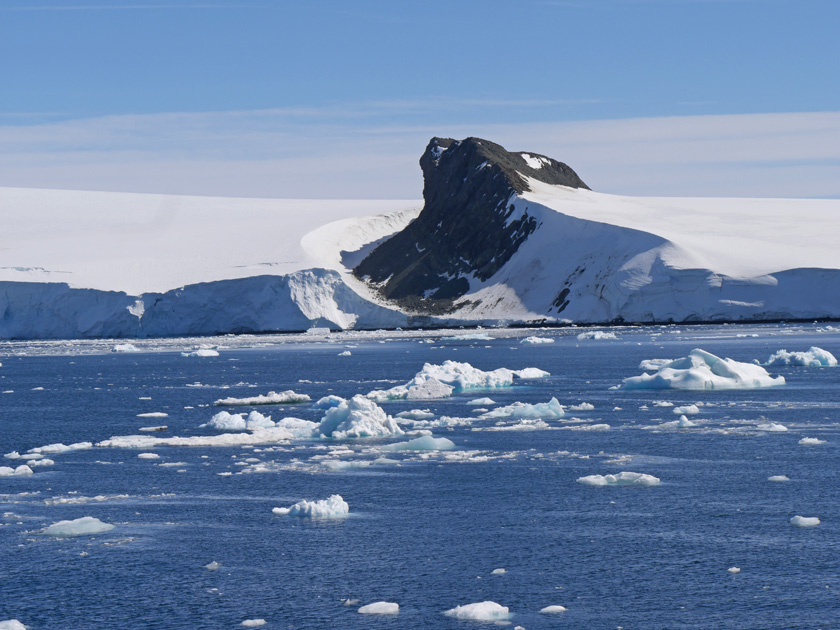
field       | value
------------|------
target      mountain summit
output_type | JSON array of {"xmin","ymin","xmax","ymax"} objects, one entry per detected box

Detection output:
[{"xmin": 354, "ymin": 137, "xmax": 588, "ymax": 311}]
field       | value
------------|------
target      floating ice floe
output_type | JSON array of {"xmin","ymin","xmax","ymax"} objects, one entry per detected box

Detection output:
[
  {"xmin": 577, "ymin": 331, "xmax": 618, "ymax": 340},
  {"xmin": 112, "ymin": 343, "xmax": 139, "ymax": 352},
  {"xmin": 395, "ymin": 409, "xmax": 435, "ymax": 420},
  {"xmin": 444, "ymin": 601, "xmax": 512, "ymax": 622},
  {"xmin": 358, "ymin": 602, "xmax": 399, "ymax": 615},
  {"xmin": 0, "ymin": 621, "xmax": 27, "ymax": 630},
  {"xmin": 491, "ymin": 568, "xmax": 506, "ymax": 575},
  {"xmin": 26, "ymin": 459, "xmax": 54, "ymax": 467},
  {"xmin": 338, "ymin": 350, "xmax": 352, "ymax": 357},
  {"xmin": 137, "ymin": 412, "xmax": 168, "ymax": 418},
  {"xmin": 568, "ymin": 402, "xmax": 594, "ymax": 411},
  {"xmin": 0, "ymin": 465, "xmax": 33, "ymax": 477},
  {"xmin": 23, "ymin": 442, "xmax": 93, "ymax": 456},
  {"xmin": 316, "ymin": 395, "xmax": 403, "ymax": 439},
  {"xmin": 790, "ymin": 515, "xmax": 820, "ymax": 527},
  {"xmin": 240, "ymin": 620, "xmax": 266, "ymax": 627},
  {"xmin": 764, "ymin": 347, "xmax": 837, "ymax": 367},
  {"xmin": 467, "ymin": 397, "xmax": 496, "ymax": 405},
  {"xmin": 446, "ymin": 333, "xmax": 493, "ymax": 341},
  {"xmin": 204, "ymin": 561, "xmax": 221, "ymax": 571},
  {"xmin": 521, "ymin": 336, "xmax": 554, "ymax": 344},
  {"xmin": 482, "ymin": 419, "xmax": 551, "ymax": 431},
  {"xmin": 565, "ymin": 423, "xmax": 610, "ymax": 431},
  {"xmin": 97, "ymin": 425, "xmax": 304, "ymax": 449},
  {"xmin": 272, "ymin": 494, "xmax": 349, "ymax": 519},
  {"xmin": 367, "ymin": 360, "xmax": 548, "ymax": 402},
  {"xmin": 181, "ymin": 348, "xmax": 219, "ymax": 357},
  {"xmin": 137, "ymin": 453, "xmax": 160, "ymax": 459},
  {"xmin": 728, "ymin": 567, "xmax": 741, "ymax": 574},
  {"xmin": 799, "ymin": 437, "xmax": 826, "ymax": 445},
  {"xmin": 756, "ymin": 423, "xmax": 788, "ymax": 432},
  {"xmin": 577, "ymin": 472, "xmax": 661, "ymax": 487},
  {"xmin": 381, "ymin": 436, "xmax": 456, "ymax": 451},
  {"xmin": 43, "ymin": 516, "xmax": 115, "ymax": 537},
  {"xmin": 481, "ymin": 397, "xmax": 565, "ymax": 420},
  {"xmin": 540, "ymin": 605, "xmax": 567, "ymax": 613},
  {"xmin": 214, "ymin": 390, "xmax": 311, "ymax": 406},
  {"xmin": 313, "ymin": 395, "xmax": 345, "ymax": 409},
  {"xmin": 139, "ymin": 425, "xmax": 167, "ymax": 432},
  {"xmin": 768, "ymin": 475, "xmax": 790, "ymax": 482},
  {"xmin": 622, "ymin": 349, "xmax": 785, "ymax": 390},
  {"xmin": 657, "ymin": 415, "xmax": 695, "ymax": 429},
  {"xmin": 204, "ymin": 410, "xmax": 275, "ymax": 431},
  {"xmin": 672, "ymin": 405, "xmax": 699, "ymax": 415}
]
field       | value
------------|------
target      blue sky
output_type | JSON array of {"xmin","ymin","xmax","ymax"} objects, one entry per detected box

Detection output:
[{"xmin": 1, "ymin": 0, "xmax": 838, "ymax": 198}]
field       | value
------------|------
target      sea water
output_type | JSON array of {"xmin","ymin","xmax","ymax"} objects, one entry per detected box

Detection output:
[{"xmin": 1, "ymin": 323, "xmax": 839, "ymax": 629}]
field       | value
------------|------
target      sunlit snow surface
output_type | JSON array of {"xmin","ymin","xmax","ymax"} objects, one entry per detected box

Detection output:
[{"xmin": 1, "ymin": 322, "xmax": 839, "ymax": 629}]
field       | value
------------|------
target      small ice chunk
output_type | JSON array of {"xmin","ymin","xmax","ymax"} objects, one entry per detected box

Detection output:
[
  {"xmin": 672, "ymin": 405, "xmax": 699, "ymax": 415},
  {"xmin": 768, "ymin": 475, "xmax": 790, "ymax": 482},
  {"xmin": 26, "ymin": 459, "xmax": 54, "ymax": 467},
  {"xmin": 112, "ymin": 343, "xmax": 139, "ymax": 352},
  {"xmin": 756, "ymin": 422, "xmax": 788, "ymax": 432},
  {"xmin": 652, "ymin": 401, "xmax": 674, "ymax": 407},
  {"xmin": 317, "ymin": 396, "xmax": 403, "ymax": 439},
  {"xmin": 396, "ymin": 409, "xmax": 435, "ymax": 420},
  {"xmin": 381, "ymin": 436, "xmax": 456, "ymax": 451},
  {"xmin": 577, "ymin": 472, "xmax": 660, "ymax": 487},
  {"xmin": 0, "ymin": 621, "xmax": 28, "ymax": 630},
  {"xmin": 358, "ymin": 602, "xmax": 399, "ymax": 615},
  {"xmin": 444, "ymin": 601, "xmax": 511, "ymax": 622},
  {"xmin": 623, "ymin": 349, "xmax": 785, "ymax": 390},
  {"xmin": 272, "ymin": 494, "xmax": 349, "ymax": 519},
  {"xmin": 540, "ymin": 605, "xmax": 567, "ymax": 613},
  {"xmin": 446, "ymin": 333, "xmax": 492, "ymax": 341},
  {"xmin": 0, "ymin": 465, "xmax": 34, "ymax": 477},
  {"xmin": 467, "ymin": 397, "xmax": 496, "ymax": 405},
  {"xmin": 641, "ymin": 359, "xmax": 673, "ymax": 371},
  {"xmin": 137, "ymin": 412, "xmax": 168, "ymax": 418},
  {"xmin": 482, "ymin": 397, "xmax": 565, "ymax": 420},
  {"xmin": 512, "ymin": 367, "xmax": 550, "ymax": 379},
  {"xmin": 215, "ymin": 390, "xmax": 310, "ymax": 406},
  {"xmin": 577, "ymin": 331, "xmax": 618, "ymax": 340},
  {"xmin": 204, "ymin": 561, "xmax": 221, "ymax": 571},
  {"xmin": 181, "ymin": 348, "xmax": 219, "ymax": 357},
  {"xmin": 137, "ymin": 452, "xmax": 160, "ymax": 459},
  {"xmin": 313, "ymin": 395, "xmax": 345, "ymax": 409},
  {"xmin": 728, "ymin": 567, "xmax": 741, "ymax": 574},
  {"xmin": 521, "ymin": 336, "xmax": 554, "ymax": 344},
  {"xmin": 764, "ymin": 347, "xmax": 838, "ymax": 367},
  {"xmin": 790, "ymin": 515, "xmax": 820, "ymax": 527},
  {"xmin": 138, "ymin": 426, "xmax": 167, "ymax": 432},
  {"xmin": 491, "ymin": 568, "xmax": 506, "ymax": 575},
  {"xmin": 338, "ymin": 350, "xmax": 352, "ymax": 357},
  {"xmin": 568, "ymin": 402, "xmax": 594, "ymax": 411},
  {"xmin": 205, "ymin": 410, "xmax": 275, "ymax": 431},
  {"xmin": 799, "ymin": 437, "xmax": 826, "ymax": 445},
  {"xmin": 240, "ymin": 620, "xmax": 266, "ymax": 627},
  {"xmin": 43, "ymin": 516, "xmax": 115, "ymax": 537}
]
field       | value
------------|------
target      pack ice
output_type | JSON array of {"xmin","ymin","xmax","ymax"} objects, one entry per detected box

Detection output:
[{"xmin": 622, "ymin": 349, "xmax": 784, "ymax": 390}]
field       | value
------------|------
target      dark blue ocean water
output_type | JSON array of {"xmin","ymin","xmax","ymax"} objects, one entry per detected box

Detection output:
[{"xmin": 1, "ymin": 324, "xmax": 839, "ymax": 630}]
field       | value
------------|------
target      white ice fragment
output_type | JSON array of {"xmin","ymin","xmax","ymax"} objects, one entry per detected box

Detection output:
[
  {"xmin": 317, "ymin": 395, "xmax": 403, "ymax": 439},
  {"xmin": 381, "ymin": 436, "xmax": 456, "ymax": 451},
  {"xmin": 728, "ymin": 567, "xmax": 741, "ymax": 574},
  {"xmin": 652, "ymin": 401, "xmax": 674, "ymax": 407},
  {"xmin": 623, "ymin": 349, "xmax": 785, "ymax": 390},
  {"xmin": 799, "ymin": 437, "xmax": 826, "ymax": 445},
  {"xmin": 756, "ymin": 422, "xmax": 788, "ymax": 432},
  {"xmin": 240, "ymin": 620, "xmax": 266, "ymax": 627},
  {"xmin": 204, "ymin": 410, "xmax": 276, "ymax": 431},
  {"xmin": 491, "ymin": 568, "xmax": 506, "ymax": 575},
  {"xmin": 137, "ymin": 412, "xmax": 168, "ymax": 418},
  {"xmin": 272, "ymin": 494, "xmax": 349, "ymax": 519},
  {"xmin": 204, "ymin": 561, "xmax": 221, "ymax": 571},
  {"xmin": 512, "ymin": 367, "xmax": 550, "ymax": 379},
  {"xmin": 395, "ymin": 409, "xmax": 435, "ymax": 420},
  {"xmin": 358, "ymin": 602, "xmax": 399, "ymax": 615},
  {"xmin": 481, "ymin": 397, "xmax": 565, "ymax": 420},
  {"xmin": 215, "ymin": 390, "xmax": 310, "ymax": 406},
  {"xmin": 768, "ymin": 475, "xmax": 790, "ymax": 482},
  {"xmin": 790, "ymin": 515, "xmax": 820, "ymax": 527},
  {"xmin": 0, "ymin": 621, "xmax": 27, "ymax": 630},
  {"xmin": 112, "ymin": 343, "xmax": 139, "ymax": 352},
  {"xmin": 521, "ymin": 336, "xmax": 554, "ymax": 344},
  {"xmin": 446, "ymin": 333, "xmax": 492, "ymax": 341},
  {"xmin": 338, "ymin": 350, "xmax": 352, "ymax": 357},
  {"xmin": 0, "ymin": 465, "xmax": 33, "ymax": 477},
  {"xmin": 444, "ymin": 601, "xmax": 512, "ymax": 622},
  {"xmin": 137, "ymin": 453, "xmax": 160, "ymax": 459},
  {"xmin": 577, "ymin": 472, "xmax": 660, "ymax": 487},
  {"xmin": 764, "ymin": 347, "xmax": 837, "ymax": 367},
  {"xmin": 43, "ymin": 516, "xmax": 115, "ymax": 537},
  {"xmin": 138, "ymin": 426, "xmax": 167, "ymax": 432},
  {"xmin": 577, "ymin": 331, "xmax": 618, "ymax": 340},
  {"xmin": 26, "ymin": 459, "xmax": 54, "ymax": 467},
  {"xmin": 641, "ymin": 359, "xmax": 673, "ymax": 371},
  {"xmin": 568, "ymin": 402, "xmax": 595, "ymax": 411},
  {"xmin": 28, "ymin": 442, "xmax": 93, "ymax": 455},
  {"xmin": 181, "ymin": 348, "xmax": 219, "ymax": 357},
  {"xmin": 540, "ymin": 605, "xmax": 567, "ymax": 613},
  {"xmin": 672, "ymin": 404, "xmax": 699, "ymax": 415},
  {"xmin": 312, "ymin": 395, "xmax": 345, "ymax": 409},
  {"xmin": 467, "ymin": 397, "xmax": 496, "ymax": 405}
]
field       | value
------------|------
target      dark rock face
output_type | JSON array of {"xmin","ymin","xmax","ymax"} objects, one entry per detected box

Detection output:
[{"xmin": 353, "ymin": 137, "xmax": 589, "ymax": 312}]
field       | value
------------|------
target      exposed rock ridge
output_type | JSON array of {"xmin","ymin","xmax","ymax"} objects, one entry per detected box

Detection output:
[{"xmin": 353, "ymin": 137, "xmax": 589, "ymax": 312}]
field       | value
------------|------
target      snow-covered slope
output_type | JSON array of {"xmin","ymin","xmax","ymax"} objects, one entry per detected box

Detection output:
[{"xmin": 2, "ymin": 137, "xmax": 840, "ymax": 339}]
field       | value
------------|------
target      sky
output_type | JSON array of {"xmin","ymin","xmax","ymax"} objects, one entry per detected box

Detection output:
[{"xmin": 1, "ymin": 0, "xmax": 838, "ymax": 199}]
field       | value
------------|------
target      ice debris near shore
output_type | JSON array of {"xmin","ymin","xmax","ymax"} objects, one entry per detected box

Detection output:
[
  {"xmin": 481, "ymin": 397, "xmax": 565, "ymax": 420},
  {"xmin": 112, "ymin": 343, "xmax": 139, "ymax": 352},
  {"xmin": 43, "ymin": 516, "xmax": 115, "ymax": 536},
  {"xmin": 214, "ymin": 390, "xmax": 311, "ymax": 406},
  {"xmin": 577, "ymin": 331, "xmax": 618, "ymax": 340},
  {"xmin": 763, "ymin": 347, "xmax": 837, "ymax": 367},
  {"xmin": 622, "ymin": 349, "xmax": 785, "ymax": 390},
  {"xmin": 790, "ymin": 515, "xmax": 820, "ymax": 527},
  {"xmin": 181, "ymin": 348, "xmax": 219, "ymax": 357},
  {"xmin": 272, "ymin": 494, "xmax": 349, "ymax": 519},
  {"xmin": 444, "ymin": 601, "xmax": 512, "ymax": 621},
  {"xmin": 577, "ymin": 472, "xmax": 661, "ymax": 487},
  {"xmin": 521, "ymin": 336, "xmax": 554, "ymax": 344},
  {"xmin": 366, "ymin": 360, "xmax": 548, "ymax": 402},
  {"xmin": 358, "ymin": 602, "xmax": 399, "ymax": 615},
  {"xmin": 316, "ymin": 395, "xmax": 403, "ymax": 439}
]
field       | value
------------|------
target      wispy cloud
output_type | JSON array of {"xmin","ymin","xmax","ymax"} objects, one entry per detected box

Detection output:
[{"xmin": 1, "ymin": 107, "xmax": 838, "ymax": 199}]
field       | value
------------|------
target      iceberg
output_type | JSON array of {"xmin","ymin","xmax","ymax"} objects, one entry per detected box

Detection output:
[
  {"xmin": 764, "ymin": 347, "xmax": 838, "ymax": 367},
  {"xmin": 672, "ymin": 404, "xmax": 699, "ymax": 415},
  {"xmin": 444, "ymin": 601, "xmax": 512, "ymax": 622},
  {"xmin": 481, "ymin": 397, "xmax": 565, "ymax": 420},
  {"xmin": 622, "ymin": 349, "xmax": 785, "ymax": 390},
  {"xmin": 512, "ymin": 367, "xmax": 550, "ymax": 379},
  {"xmin": 43, "ymin": 516, "xmax": 115, "ymax": 537},
  {"xmin": 521, "ymin": 336, "xmax": 554, "ymax": 344},
  {"xmin": 316, "ymin": 395, "xmax": 403, "ymax": 439},
  {"xmin": 214, "ymin": 390, "xmax": 311, "ymax": 406},
  {"xmin": 799, "ymin": 437, "xmax": 826, "ymax": 445},
  {"xmin": 790, "ymin": 515, "xmax": 820, "ymax": 527},
  {"xmin": 0, "ymin": 465, "xmax": 34, "ymax": 477},
  {"xmin": 358, "ymin": 602, "xmax": 399, "ymax": 615},
  {"xmin": 204, "ymin": 410, "xmax": 276, "ymax": 431},
  {"xmin": 467, "ymin": 397, "xmax": 496, "ymax": 405},
  {"xmin": 181, "ymin": 348, "xmax": 219, "ymax": 357},
  {"xmin": 540, "ymin": 605, "xmax": 567, "ymax": 613},
  {"xmin": 272, "ymin": 494, "xmax": 349, "ymax": 519},
  {"xmin": 577, "ymin": 472, "xmax": 661, "ymax": 487},
  {"xmin": 381, "ymin": 436, "xmax": 456, "ymax": 451}
]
